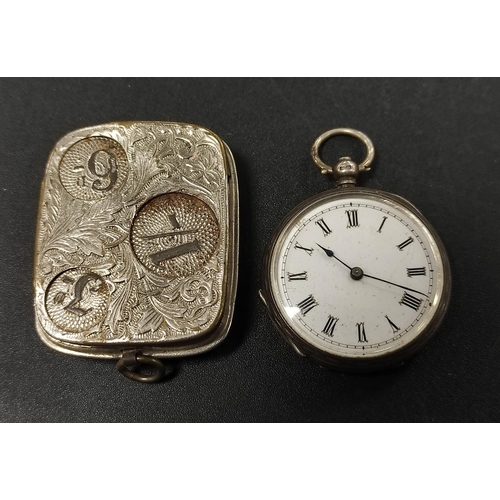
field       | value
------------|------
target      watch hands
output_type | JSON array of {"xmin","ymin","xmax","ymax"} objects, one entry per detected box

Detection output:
[
  {"xmin": 315, "ymin": 243, "xmax": 428, "ymax": 297},
  {"xmin": 361, "ymin": 273, "xmax": 428, "ymax": 297},
  {"xmin": 316, "ymin": 243, "xmax": 352, "ymax": 270}
]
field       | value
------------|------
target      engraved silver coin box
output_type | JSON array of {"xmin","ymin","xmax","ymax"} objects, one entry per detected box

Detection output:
[{"xmin": 34, "ymin": 122, "xmax": 238, "ymax": 382}]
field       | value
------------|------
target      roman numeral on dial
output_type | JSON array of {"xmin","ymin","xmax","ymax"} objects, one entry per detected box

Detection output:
[
  {"xmin": 397, "ymin": 237, "xmax": 414, "ymax": 251},
  {"xmin": 315, "ymin": 218, "xmax": 331, "ymax": 236},
  {"xmin": 385, "ymin": 315, "xmax": 400, "ymax": 333},
  {"xmin": 345, "ymin": 209, "xmax": 359, "ymax": 228},
  {"xmin": 322, "ymin": 315, "xmax": 339, "ymax": 336},
  {"xmin": 377, "ymin": 216, "xmax": 388, "ymax": 233},
  {"xmin": 357, "ymin": 322, "xmax": 367, "ymax": 343},
  {"xmin": 400, "ymin": 291, "xmax": 422, "ymax": 311},
  {"xmin": 287, "ymin": 271, "xmax": 308, "ymax": 281},
  {"xmin": 297, "ymin": 295, "xmax": 318, "ymax": 316},
  {"xmin": 294, "ymin": 242, "xmax": 313, "ymax": 255},
  {"xmin": 407, "ymin": 267, "xmax": 426, "ymax": 277}
]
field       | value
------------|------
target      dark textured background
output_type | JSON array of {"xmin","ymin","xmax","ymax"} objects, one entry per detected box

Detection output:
[{"xmin": 0, "ymin": 78, "xmax": 498, "ymax": 422}]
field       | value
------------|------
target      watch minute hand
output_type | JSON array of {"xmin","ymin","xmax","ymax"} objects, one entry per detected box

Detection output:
[{"xmin": 362, "ymin": 272, "xmax": 428, "ymax": 297}]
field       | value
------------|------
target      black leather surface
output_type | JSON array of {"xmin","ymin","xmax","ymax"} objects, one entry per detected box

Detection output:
[{"xmin": 1, "ymin": 78, "xmax": 499, "ymax": 422}]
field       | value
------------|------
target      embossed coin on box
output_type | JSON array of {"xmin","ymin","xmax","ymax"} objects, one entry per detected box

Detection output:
[{"xmin": 34, "ymin": 122, "xmax": 239, "ymax": 382}]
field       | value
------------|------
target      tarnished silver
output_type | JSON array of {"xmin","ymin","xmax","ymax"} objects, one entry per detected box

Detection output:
[
  {"xmin": 116, "ymin": 350, "xmax": 167, "ymax": 383},
  {"xmin": 311, "ymin": 127, "xmax": 375, "ymax": 187},
  {"xmin": 261, "ymin": 128, "xmax": 451, "ymax": 372},
  {"xmin": 34, "ymin": 122, "xmax": 238, "ymax": 379}
]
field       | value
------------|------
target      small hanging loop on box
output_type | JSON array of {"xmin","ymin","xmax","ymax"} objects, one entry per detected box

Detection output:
[{"xmin": 116, "ymin": 349, "xmax": 166, "ymax": 383}]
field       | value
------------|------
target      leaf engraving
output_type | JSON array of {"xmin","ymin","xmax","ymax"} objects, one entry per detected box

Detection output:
[
  {"xmin": 149, "ymin": 275, "xmax": 219, "ymax": 332},
  {"xmin": 41, "ymin": 196, "xmax": 122, "ymax": 258},
  {"xmin": 107, "ymin": 281, "xmax": 134, "ymax": 335},
  {"xmin": 40, "ymin": 178, "xmax": 63, "ymax": 242},
  {"xmin": 137, "ymin": 302, "xmax": 164, "ymax": 335}
]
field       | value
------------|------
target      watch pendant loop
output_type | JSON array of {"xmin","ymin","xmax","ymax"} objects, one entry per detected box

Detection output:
[
  {"xmin": 116, "ymin": 350, "xmax": 167, "ymax": 383},
  {"xmin": 311, "ymin": 128, "xmax": 375, "ymax": 178}
]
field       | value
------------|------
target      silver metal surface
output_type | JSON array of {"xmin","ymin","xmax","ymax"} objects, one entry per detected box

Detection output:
[
  {"xmin": 261, "ymin": 129, "xmax": 451, "ymax": 372},
  {"xmin": 310, "ymin": 128, "xmax": 375, "ymax": 184},
  {"xmin": 34, "ymin": 122, "xmax": 239, "ymax": 360}
]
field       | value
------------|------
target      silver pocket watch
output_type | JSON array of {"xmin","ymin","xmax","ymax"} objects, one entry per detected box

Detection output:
[{"xmin": 260, "ymin": 128, "xmax": 451, "ymax": 371}]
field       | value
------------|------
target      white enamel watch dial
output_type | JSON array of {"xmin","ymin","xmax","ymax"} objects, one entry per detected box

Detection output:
[{"xmin": 260, "ymin": 129, "xmax": 451, "ymax": 371}]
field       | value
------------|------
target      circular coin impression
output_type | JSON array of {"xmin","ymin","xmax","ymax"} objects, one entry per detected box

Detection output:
[
  {"xmin": 59, "ymin": 136, "xmax": 128, "ymax": 200},
  {"xmin": 45, "ymin": 268, "xmax": 110, "ymax": 333},
  {"xmin": 131, "ymin": 193, "xmax": 220, "ymax": 279}
]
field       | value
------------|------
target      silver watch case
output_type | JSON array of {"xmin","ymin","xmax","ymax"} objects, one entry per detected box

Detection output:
[{"xmin": 260, "ymin": 187, "xmax": 451, "ymax": 372}]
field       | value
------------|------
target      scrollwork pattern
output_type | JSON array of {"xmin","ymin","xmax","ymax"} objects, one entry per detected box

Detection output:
[{"xmin": 35, "ymin": 122, "xmax": 228, "ymax": 344}]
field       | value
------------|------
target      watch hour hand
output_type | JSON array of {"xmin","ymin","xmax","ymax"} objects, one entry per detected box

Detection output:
[
  {"xmin": 316, "ymin": 243, "xmax": 352, "ymax": 270},
  {"xmin": 316, "ymin": 243, "xmax": 334, "ymax": 257}
]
